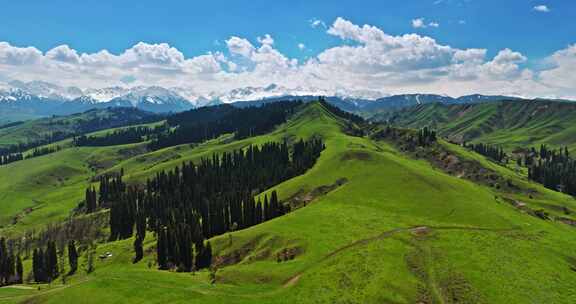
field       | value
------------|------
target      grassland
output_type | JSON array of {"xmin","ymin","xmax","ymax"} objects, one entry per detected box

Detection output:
[
  {"xmin": 1, "ymin": 102, "xmax": 576, "ymax": 303},
  {"xmin": 378, "ymin": 100, "xmax": 576, "ymax": 154},
  {"xmin": 0, "ymin": 107, "xmax": 158, "ymax": 147}
]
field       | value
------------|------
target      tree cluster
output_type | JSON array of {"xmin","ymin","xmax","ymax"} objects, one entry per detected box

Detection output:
[
  {"xmin": 0, "ymin": 131, "xmax": 67, "ymax": 156},
  {"xmin": 417, "ymin": 127, "xmax": 437, "ymax": 147},
  {"xmin": 92, "ymin": 139, "xmax": 324, "ymax": 271},
  {"xmin": 73, "ymin": 125, "xmax": 166, "ymax": 147},
  {"xmin": 27, "ymin": 146, "xmax": 61, "ymax": 158},
  {"xmin": 149, "ymin": 101, "xmax": 302, "ymax": 150},
  {"xmin": 84, "ymin": 173, "xmax": 126, "ymax": 213},
  {"xmin": 32, "ymin": 241, "xmax": 59, "ymax": 283},
  {"xmin": 527, "ymin": 145, "xmax": 576, "ymax": 195},
  {"xmin": 376, "ymin": 126, "xmax": 438, "ymax": 152},
  {"xmin": 318, "ymin": 97, "xmax": 364, "ymax": 124},
  {"xmin": 0, "ymin": 238, "xmax": 23, "ymax": 286},
  {"xmin": 0, "ymin": 153, "xmax": 23, "ymax": 166},
  {"xmin": 465, "ymin": 143, "xmax": 506, "ymax": 163}
]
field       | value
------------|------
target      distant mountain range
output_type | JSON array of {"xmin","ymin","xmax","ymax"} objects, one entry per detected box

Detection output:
[{"xmin": 0, "ymin": 79, "xmax": 557, "ymax": 123}]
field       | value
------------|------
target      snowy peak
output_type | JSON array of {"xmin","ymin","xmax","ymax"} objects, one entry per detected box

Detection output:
[
  {"xmin": 8, "ymin": 80, "xmax": 83, "ymax": 100},
  {"xmin": 0, "ymin": 88, "xmax": 46, "ymax": 102},
  {"xmin": 84, "ymin": 87, "xmax": 129, "ymax": 102},
  {"xmin": 112, "ymin": 86, "xmax": 189, "ymax": 106}
]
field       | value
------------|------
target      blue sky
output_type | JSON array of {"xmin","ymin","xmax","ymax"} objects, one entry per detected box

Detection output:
[
  {"xmin": 1, "ymin": 0, "xmax": 573, "ymax": 62},
  {"xmin": 0, "ymin": 0, "xmax": 574, "ymax": 98}
]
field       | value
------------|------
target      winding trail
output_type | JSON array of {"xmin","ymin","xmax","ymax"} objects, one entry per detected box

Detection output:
[{"xmin": 282, "ymin": 224, "xmax": 519, "ymax": 288}]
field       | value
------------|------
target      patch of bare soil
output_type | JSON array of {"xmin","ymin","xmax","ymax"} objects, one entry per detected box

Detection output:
[
  {"xmin": 282, "ymin": 274, "xmax": 301, "ymax": 288},
  {"xmin": 213, "ymin": 235, "xmax": 267, "ymax": 268},
  {"xmin": 340, "ymin": 151, "xmax": 372, "ymax": 161},
  {"xmin": 285, "ymin": 178, "xmax": 348, "ymax": 209}
]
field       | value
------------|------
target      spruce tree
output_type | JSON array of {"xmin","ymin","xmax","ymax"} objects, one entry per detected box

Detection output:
[
  {"xmin": 15, "ymin": 255, "xmax": 23, "ymax": 284},
  {"xmin": 68, "ymin": 240, "xmax": 78, "ymax": 274}
]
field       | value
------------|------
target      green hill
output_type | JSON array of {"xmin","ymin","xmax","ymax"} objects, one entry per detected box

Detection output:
[
  {"xmin": 1, "ymin": 102, "xmax": 576, "ymax": 303},
  {"xmin": 377, "ymin": 100, "xmax": 576, "ymax": 153},
  {"xmin": 0, "ymin": 107, "xmax": 160, "ymax": 148}
]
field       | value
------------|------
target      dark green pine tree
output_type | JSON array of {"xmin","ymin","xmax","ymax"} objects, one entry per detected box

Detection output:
[
  {"xmin": 46, "ymin": 242, "xmax": 59, "ymax": 282},
  {"xmin": 157, "ymin": 228, "xmax": 168, "ymax": 270},
  {"xmin": 33, "ymin": 248, "xmax": 46, "ymax": 283},
  {"xmin": 15, "ymin": 255, "xmax": 23, "ymax": 284},
  {"xmin": 68, "ymin": 240, "xmax": 78, "ymax": 274},
  {"xmin": 0, "ymin": 237, "xmax": 6, "ymax": 285},
  {"xmin": 133, "ymin": 214, "xmax": 146, "ymax": 264}
]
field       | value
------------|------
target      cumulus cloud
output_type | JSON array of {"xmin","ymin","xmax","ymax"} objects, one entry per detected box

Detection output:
[
  {"xmin": 0, "ymin": 17, "xmax": 574, "ymax": 99},
  {"xmin": 257, "ymin": 34, "xmax": 274, "ymax": 46},
  {"xmin": 226, "ymin": 36, "xmax": 255, "ymax": 58},
  {"xmin": 46, "ymin": 45, "xmax": 81, "ymax": 64},
  {"xmin": 533, "ymin": 5, "xmax": 550, "ymax": 12},
  {"xmin": 0, "ymin": 42, "xmax": 42, "ymax": 65}
]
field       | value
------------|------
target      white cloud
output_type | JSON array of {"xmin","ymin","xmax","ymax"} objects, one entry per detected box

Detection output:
[
  {"xmin": 412, "ymin": 18, "xmax": 426, "ymax": 28},
  {"xmin": 533, "ymin": 5, "xmax": 550, "ymax": 12},
  {"xmin": 122, "ymin": 42, "xmax": 185, "ymax": 67},
  {"xmin": 538, "ymin": 45, "xmax": 576, "ymax": 90},
  {"xmin": 0, "ymin": 17, "xmax": 574, "ymax": 99},
  {"xmin": 310, "ymin": 18, "xmax": 327, "ymax": 29},
  {"xmin": 226, "ymin": 36, "xmax": 255, "ymax": 58},
  {"xmin": 257, "ymin": 34, "xmax": 274, "ymax": 46},
  {"xmin": 46, "ymin": 45, "xmax": 81, "ymax": 64},
  {"xmin": 412, "ymin": 18, "xmax": 440, "ymax": 29},
  {"xmin": 0, "ymin": 42, "xmax": 42, "ymax": 65}
]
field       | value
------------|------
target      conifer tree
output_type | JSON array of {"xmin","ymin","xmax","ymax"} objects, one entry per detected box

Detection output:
[{"xmin": 68, "ymin": 240, "xmax": 78, "ymax": 274}]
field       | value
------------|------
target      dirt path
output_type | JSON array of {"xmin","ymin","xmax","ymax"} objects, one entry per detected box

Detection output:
[
  {"xmin": 281, "ymin": 224, "xmax": 519, "ymax": 289},
  {"xmin": 0, "ymin": 285, "xmax": 35, "ymax": 290}
]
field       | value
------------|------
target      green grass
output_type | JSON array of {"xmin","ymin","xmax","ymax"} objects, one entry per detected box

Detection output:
[
  {"xmin": 1, "ymin": 102, "xmax": 576, "ymax": 303},
  {"xmin": 380, "ymin": 100, "xmax": 576, "ymax": 154},
  {"xmin": 0, "ymin": 107, "xmax": 157, "ymax": 148}
]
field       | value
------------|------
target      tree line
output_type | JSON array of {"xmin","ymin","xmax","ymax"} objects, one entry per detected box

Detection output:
[
  {"xmin": 0, "ymin": 131, "xmax": 67, "ymax": 156},
  {"xmin": 0, "ymin": 153, "xmax": 24, "ymax": 166},
  {"xmin": 464, "ymin": 143, "xmax": 506, "ymax": 163},
  {"xmin": 0, "ymin": 145, "xmax": 62, "ymax": 166},
  {"xmin": 86, "ymin": 138, "xmax": 324, "ymax": 271},
  {"xmin": 318, "ymin": 98, "xmax": 364, "ymax": 124},
  {"xmin": 73, "ymin": 125, "xmax": 167, "ymax": 147},
  {"xmin": 149, "ymin": 101, "xmax": 302, "ymax": 150},
  {"xmin": 375, "ymin": 125, "xmax": 438, "ymax": 152}
]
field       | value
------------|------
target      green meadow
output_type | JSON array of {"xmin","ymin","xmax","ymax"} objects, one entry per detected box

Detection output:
[{"xmin": 1, "ymin": 102, "xmax": 575, "ymax": 303}]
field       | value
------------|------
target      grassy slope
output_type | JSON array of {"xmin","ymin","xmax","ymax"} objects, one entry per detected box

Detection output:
[
  {"xmin": 380, "ymin": 100, "xmax": 576, "ymax": 154},
  {"xmin": 0, "ymin": 108, "xmax": 157, "ymax": 147},
  {"xmin": 1, "ymin": 103, "xmax": 576, "ymax": 303}
]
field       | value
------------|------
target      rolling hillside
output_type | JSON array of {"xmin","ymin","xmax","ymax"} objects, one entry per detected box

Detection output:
[
  {"xmin": 0, "ymin": 107, "xmax": 161, "ymax": 148},
  {"xmin": 377, "ymin": 99, "xmax": 576, "ymax": 153},
  {"xmin": 1, "ymin": 102, "xmax": 576, "ymax": 303}
]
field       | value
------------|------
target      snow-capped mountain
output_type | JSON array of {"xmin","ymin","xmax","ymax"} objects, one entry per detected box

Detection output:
[
  {"xmin": 0, "ymin": 89, "xmax": 36, "ymax": 102},
  {"xmin": 108, "ymin": 86, "xmax": 193, "ymax": 113},
  {"xmin": 84, "ymin": 87, "xmax": 129, "ymax": 102},
  {"xmin": 8, "ymin": 80, "xmax": 83, "ymax": 101},
  {"xmin": 0, "ymin": 79, "xmax": 528, "ymax": 123},
  {"xmin": 215, "ymin": 83, "xmax": 331, "ymax": 104}
]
